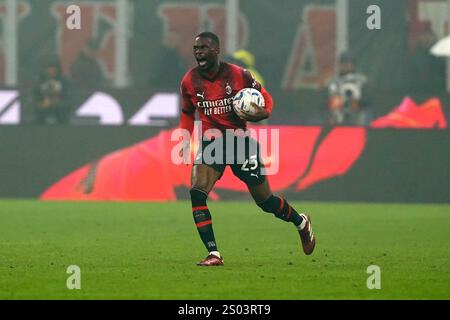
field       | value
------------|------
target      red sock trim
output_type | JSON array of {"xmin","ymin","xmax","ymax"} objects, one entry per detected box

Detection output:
[
  {"xmin": 277, "ymin": 197, "xmax": 285, "ymax": 213},
  {"xmin": 286, "ymin": 205, "xmax": 292, "ymax": 220},
  {"xmin": 192, "ymin": 206, "xmax": 208, "ymax": 212},
  {"xmin": 196, "ymin": 220, "xmax": 212, "ymax": 228}
]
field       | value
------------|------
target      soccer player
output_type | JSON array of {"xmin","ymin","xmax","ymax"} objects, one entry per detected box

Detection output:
[{"xmin": 179, "ymin": 32, "xmax": 315, "ymax": 266}]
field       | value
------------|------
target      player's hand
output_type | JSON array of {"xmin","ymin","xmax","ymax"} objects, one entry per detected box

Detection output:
[
  {"xmin": 329, "ymin": 96, "xmax": 344, "ymax": 110},
  {"xmin": 179, "ymin": 139, "xmax": 190, "ymax": 165},
  {"xmin": 42, "ymin": 98, "xmax": 51, "ymax": 108},
  {"xmin": 240, "ymin": 102, "xmax": 270, "ymax": 122}
]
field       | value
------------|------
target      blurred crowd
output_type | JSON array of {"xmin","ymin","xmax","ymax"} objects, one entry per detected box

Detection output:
[{"xmin": 30, "ymin": 29, "xmax": 446, "ymax": 127}]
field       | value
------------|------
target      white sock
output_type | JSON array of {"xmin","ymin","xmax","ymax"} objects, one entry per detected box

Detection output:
[{"xmin": 209, "ymin": 251, "xmax": 221, "ymax": 258}]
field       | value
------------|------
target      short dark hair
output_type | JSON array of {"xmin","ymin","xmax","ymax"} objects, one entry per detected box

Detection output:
[{"xmin": 196, "ymin": 31, "xmax": 220, "ymax": 47}]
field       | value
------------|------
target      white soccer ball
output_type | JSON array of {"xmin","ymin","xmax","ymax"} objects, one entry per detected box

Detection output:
[{"xmin": 232, "ymin": 88, "xmax": 265, "ymax": 118}]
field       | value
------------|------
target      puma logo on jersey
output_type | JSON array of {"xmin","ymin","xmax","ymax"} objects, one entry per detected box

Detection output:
[
  {"xmin": 250, "ymin": 173, "xmax": 259, "ymax": 179},
  {"xmin": 196, "ymin": 92, "xmax": 205, "ymax": 100}
]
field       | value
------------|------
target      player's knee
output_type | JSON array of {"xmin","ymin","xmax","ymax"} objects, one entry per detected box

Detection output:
[
  {"xmin": 190, "ymin": 178, "xmax": 211, "ymax": 194},
  {"xmin": 189, "ymin": 187, "xmax": 208, "ymax": 202}
]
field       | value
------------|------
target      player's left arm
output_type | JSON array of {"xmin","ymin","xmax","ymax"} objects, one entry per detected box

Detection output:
[
  {"xmin": 239, "ymin": 68, "xmax": 273, "ymax": 122},
  {"xmin": 241, "ymin": 87, "xmax": 273, "ymax": 122}
]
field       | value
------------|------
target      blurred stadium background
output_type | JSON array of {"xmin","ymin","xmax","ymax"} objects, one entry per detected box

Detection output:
[
  {"xmin": 0, "ymin": 0, "xmax": 449, "ymax": 299},
  {"xmin": 0, "ymin": 0, "xmax": 449, "ymax": 202}
]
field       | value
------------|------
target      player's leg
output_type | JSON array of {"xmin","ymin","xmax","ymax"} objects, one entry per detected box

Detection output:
[
  {"xmin": 249, "ymin": 180, "xmax": 303, "ymax": 226},
  {"xmin": 35, "ymin": 108, "xmax": 47, "ymax": 125},
  {"xmin": 190, "ymin": 163, "xmax": 224, "ymax": 266},
  {"xmin": 55, "ymin": 104, "xmax": 70, "ymax": 124},
  {"xmin": 247, "ymin": 180, "xmax": 315, "ymax": 255},
  {"xmin": 329, "ymin": 107, "xmax": 344, "ymax": 125},
  {"xmin": 230, "ymin": 135, "xmax": 315, "ymax": 255},
  {"xmin": 248, "ymin": 180, "xmax": 304, "ymax": 228},
  {"xmin": 229, "ymin": 136, "xmax": 304, "ymax": 226}
]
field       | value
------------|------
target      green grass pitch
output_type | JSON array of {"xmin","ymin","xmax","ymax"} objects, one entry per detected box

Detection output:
[{"xmin": 0, "ymin": 200, "xmax": 449, "ymax": 300}]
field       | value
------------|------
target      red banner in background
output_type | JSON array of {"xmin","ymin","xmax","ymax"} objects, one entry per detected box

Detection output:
[
  {"xmin": 41, "ymin": 126, "xmax": 367, "ymax": 202},
  {"xmin": 371, "ymin": 97, "xmax": 447, "ymax": 129}
]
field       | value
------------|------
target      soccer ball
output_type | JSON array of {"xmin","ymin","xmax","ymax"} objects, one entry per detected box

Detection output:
[{"xmin": 232, "ymin": 88, "xmax": 265, "ymax": 118}]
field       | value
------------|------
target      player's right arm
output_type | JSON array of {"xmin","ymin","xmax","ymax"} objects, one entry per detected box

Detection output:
[
  {"xmin": 178, "ymin": 79, "xmax": 196, "ymax": 160},
  {"xmin": 328, "ymin": 79, "xmax": 344, "ymax": 110}
]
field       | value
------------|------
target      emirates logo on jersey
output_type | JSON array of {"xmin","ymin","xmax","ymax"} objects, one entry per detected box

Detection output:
[
  {"xmin": 196, "ymin": 97, "xmax": 233, "ymax": 109},
  {"xmin": 197, "ymin": 97, "xmax": 234, "ymax": 116}
]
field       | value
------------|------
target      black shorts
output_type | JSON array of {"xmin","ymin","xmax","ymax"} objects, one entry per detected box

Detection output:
[{"xmin": 195, "ymin": 133, "xmax": 266, "ymax": 186}]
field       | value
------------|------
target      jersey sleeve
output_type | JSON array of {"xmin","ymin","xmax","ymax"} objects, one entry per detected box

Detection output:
[
  {"xmin": 179, "ymin": 80, "xmax": 195, "ymax": 134},
  {"xmin": 241, "ymin": 67, "xmax": 273, "ymax": 115},
  {"xmin": 261, "ymin": 86, "xmax": 273, "ymax": 115},
  {"xmin": 242, "ymin": 69, "xmax": 262, "ymax": 91}
]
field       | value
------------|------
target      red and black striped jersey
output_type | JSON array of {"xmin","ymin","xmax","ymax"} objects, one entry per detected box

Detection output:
[{"xmin": 179, "ymin": 62, "xmax": 273, "ymax": 134}]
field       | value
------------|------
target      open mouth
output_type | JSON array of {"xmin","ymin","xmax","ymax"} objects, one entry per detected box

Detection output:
[{"xmin": 197, "ymin": 59, "xmax": 207, "ymax": 67}]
